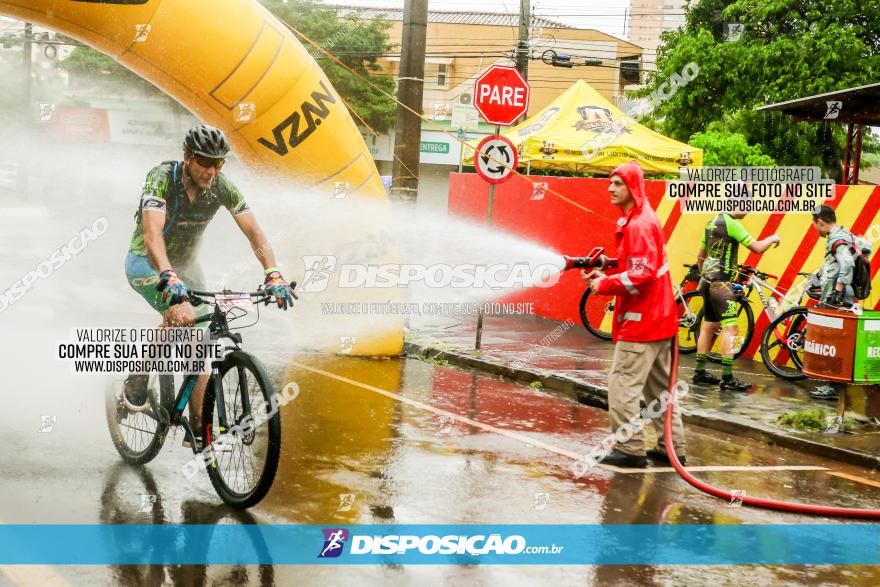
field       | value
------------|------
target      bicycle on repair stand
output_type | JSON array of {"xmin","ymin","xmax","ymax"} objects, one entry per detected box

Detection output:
[
  {"xmin": 690, "ymin": 264, "xmax": 819, "ymax": 371},
  {"xmin": 758, "ymin": 270, "xmax": 824, "ymax": 381},
  {"xmin": 106, "ymin": 288, "xmax": 288, "ymax": 509}
]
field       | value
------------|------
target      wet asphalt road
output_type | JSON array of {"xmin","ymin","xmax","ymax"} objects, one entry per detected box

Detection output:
[
  {"xmin": 4, "ymin": 350, "xmax": 880, "ymax": 585},
  {"xmin": 2, "ymin": 209, "xmax": 880, "ymax": 585}
]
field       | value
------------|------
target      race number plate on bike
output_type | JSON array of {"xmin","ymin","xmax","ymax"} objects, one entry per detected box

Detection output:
[{"xmin": 215, "ymin": 293, "xmax": 254, "ymax": 312}]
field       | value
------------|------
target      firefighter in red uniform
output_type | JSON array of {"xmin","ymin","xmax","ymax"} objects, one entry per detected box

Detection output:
[{"xmin": 582, "ymin": 161, "xmax": 687, "ymax": 468}]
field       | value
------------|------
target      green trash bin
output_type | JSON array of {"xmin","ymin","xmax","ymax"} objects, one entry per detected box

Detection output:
[{"xmin": 854, "ymin": 310, "xmax": 880, "ymax": 383}]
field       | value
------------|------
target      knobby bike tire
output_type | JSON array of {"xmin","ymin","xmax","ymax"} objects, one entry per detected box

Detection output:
[
  {"xmin": 759, "ymin": 306, "xmax": 809, "ymax": 381},
  {"xmin": 105, "ymin": 374, "xmax": 174, "ymax": 466},
  {"xmin": 579, "ymin": 288, "xmax": 613, "ymax": 341},
  {"xmin": 201, "ymin": 351, "xmax": 281, "ymax": 509}
]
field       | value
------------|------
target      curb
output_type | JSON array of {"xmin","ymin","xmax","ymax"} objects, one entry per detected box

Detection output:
[{"xmin": 405, "ymin": 341, "xmax": 880, "ymax": 471}]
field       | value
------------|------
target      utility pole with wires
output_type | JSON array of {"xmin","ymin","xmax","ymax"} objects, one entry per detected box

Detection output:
[
  {"xmin": 390, "ymin": 0, "xmax": 428, "ymax": 202},
  {"xmin": 23, "ymin": 22, "xmax": 32, "ymax": 118},
  {"xmin": 516, "ymin": 0, "xmax": 530, "ymax": 80},
  {"xmin": 21, "ymin": 22, "xmax": 33, "ymax": 199}
]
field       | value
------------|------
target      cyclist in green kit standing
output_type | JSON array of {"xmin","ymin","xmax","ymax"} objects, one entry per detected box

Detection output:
[{"xmin": 693, "ymin": 213, "xmax": 780, "ymax": 390}]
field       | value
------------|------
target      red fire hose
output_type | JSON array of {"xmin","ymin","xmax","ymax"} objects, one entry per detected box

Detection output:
[
  {"xmin": 664, "ymin": 338, "xmax": 880, "ymax": 519},
  {"xmin": 563, "ymin": 246, "xmax": 879, "ymax": 517}
]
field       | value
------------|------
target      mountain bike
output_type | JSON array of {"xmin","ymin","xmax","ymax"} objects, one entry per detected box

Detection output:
[
  {"xmin": 693, "ymin": 265, "xmax": 817, "ymax": 364},
  {"xmin": 690, "ymin": 265, "xmax": 761, "ymax": 362},
  {"xmin": 759, "ymin": 273, "xmax": 823, "ymax": 381},
  {"xmin": 105, "ymin": 288, "xmax": 283, "ymax": 509},
  {"xmin": 579, "ymin": 263, "xmax": 702, "ymax": 353}
]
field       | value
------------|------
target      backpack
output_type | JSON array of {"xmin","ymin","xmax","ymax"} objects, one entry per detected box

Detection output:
[{"xmin": 829, "ymin": 233, "xmax": 872, "ymax": 300}]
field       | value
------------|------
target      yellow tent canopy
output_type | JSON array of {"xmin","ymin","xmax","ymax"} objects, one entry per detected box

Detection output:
[{"xmin": 464, "ymin": 80, "xmax": 703, "ymax": 175}]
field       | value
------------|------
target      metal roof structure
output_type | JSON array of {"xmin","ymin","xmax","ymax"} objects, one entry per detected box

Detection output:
[
  {"xmin": 757, "ymin": 82, "xmax": 880, "ymax": 124},
  {"xmin": 758, "ymin": 83, "xmax": 880, "ymax": 184},
  {"xmin": 336, "ymin": 6, "xmax": 574, "ymax": 29}
]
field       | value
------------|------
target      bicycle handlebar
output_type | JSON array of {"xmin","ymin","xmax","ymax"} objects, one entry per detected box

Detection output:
[
  {"xmin": 189, "ymin": 289, "xmax": 275, "ymax": 324},
  {"xmin": 737, "ymin": 265, "xmax": 777, "ymax": 281},
  {"xmin": 188, "ymin": 289, "xmax": 273, "ymax": 309},
  {"xmin": 190, "ymin": 290, "xmax": 269, "ymax": 299}
]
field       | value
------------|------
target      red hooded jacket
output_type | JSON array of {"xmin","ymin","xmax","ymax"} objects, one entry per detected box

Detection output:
[{"xmin": 593, "ymin": 161, "xmax": 678, "ymax": 343}]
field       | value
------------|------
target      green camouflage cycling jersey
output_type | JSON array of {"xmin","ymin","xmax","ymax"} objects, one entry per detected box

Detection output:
[
  {"xmin": 128, "ymin": 161, "xmax": 251, "ymax": 268},
  {"xmin": 700, "ymin": 214, "xmax": 754, "ymax": 282}
]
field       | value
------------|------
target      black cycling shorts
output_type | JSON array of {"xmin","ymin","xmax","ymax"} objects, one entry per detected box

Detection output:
[{"xmin": 699, "ymin": 280, "xmax": 739, "ymax": 327}]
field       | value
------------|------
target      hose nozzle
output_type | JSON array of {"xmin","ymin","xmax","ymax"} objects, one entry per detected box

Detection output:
[
  {"xmin": 563, "ymin": 246, "xmax": 616, "ymax": 271},
  {"xmin": 563, "ymin": 255, "xmax": 597, "ymax": 270}
]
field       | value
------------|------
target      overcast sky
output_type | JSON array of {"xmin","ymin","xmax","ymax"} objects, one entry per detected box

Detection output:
[{"xmin": 325, "ymin": 0, "xmax": 633, "ymax": 39}]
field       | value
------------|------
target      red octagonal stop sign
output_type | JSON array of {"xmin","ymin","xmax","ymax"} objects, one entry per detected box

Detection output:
[{"xmin": 473, "ymin": 65, "xmax": 530, "ymax": 126}]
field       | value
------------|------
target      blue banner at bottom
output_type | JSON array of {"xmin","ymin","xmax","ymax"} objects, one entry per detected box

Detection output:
[{"xmin": 1, "ymin": 524, "xmax": 878, "ymax": 565}]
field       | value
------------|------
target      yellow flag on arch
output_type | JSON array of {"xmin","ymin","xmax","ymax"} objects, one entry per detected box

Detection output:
[{"xmin": 464, "ymin": 80, "xmax": 703, "ymax": 175}]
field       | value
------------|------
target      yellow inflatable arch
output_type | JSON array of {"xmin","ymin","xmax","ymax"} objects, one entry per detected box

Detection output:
[{"xmin": 1, "ymin": 0, "xmax": 402, "ymax": 355}]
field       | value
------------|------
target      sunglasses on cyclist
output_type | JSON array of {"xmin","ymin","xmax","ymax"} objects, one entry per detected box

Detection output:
[{"xmin": 191, "ymin": 155, "xmax": 225, "ymax": 169}]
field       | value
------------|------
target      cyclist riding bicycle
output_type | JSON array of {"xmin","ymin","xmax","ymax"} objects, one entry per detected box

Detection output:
[
  {"xmin": 123, "ymin": 124, "xmax": 295, "ymax": 445},
  {"xmin": 693, "ymin": 213, "xmax": 780, "ymax": 391}
]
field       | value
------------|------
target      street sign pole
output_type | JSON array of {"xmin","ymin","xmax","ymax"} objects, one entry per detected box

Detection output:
[
  {"xmin": 476, "ymin": 125, "xmax": 502, "ymax": 349},
  {"xmin": 471, "ymin": 64, "xmax": 529, "ymax": 350},
  {"xmin": 457, "ymin": 128, "xmax": 465, "ymax": 173}
]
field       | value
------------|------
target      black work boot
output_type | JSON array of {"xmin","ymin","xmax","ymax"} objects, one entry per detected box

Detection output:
[
  {"xmin": 601, "ymin": 449, "xmax": 648, "ymax": 468},
  {"xmin": 646, "ymin": 446, "xmax": 687, "ymax": 466},
  {"xmin": 692, "ymin": 370, "xmax": 721, "ymax": 385}
]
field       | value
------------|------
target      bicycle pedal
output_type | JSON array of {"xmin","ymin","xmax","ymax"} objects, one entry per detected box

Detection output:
[
  {"xmin": 207, "ymin": 437, "xmax": 237, "ymax": 452},
  {"xmin": 204, "ymin": 427, "xmax": 238, "ymax": 452},
  {"xmin": 182, "ymin": 434, "xmax": 204, "ymax": 450}
]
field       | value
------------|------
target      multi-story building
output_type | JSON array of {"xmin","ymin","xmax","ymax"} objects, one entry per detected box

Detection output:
[
  {"xmin": 626, "ymin": 0, "xmax": 686, "ymax": 72},
  {"xmin": 339, "ymin": 7, "xmax": 644, "ymax": 114},
  {"xmin": 336, "ymin": 7, "xmax": 644, "ymax": 210}
]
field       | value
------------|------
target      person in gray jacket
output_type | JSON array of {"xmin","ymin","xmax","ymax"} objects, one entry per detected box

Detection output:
[
  {"xmin": 809, "ymin": 205, "xmax": 858, "ymax": 400},
  {"xmin": 813, "ymin": 205, "xmax": 858, "ymax": 308}
]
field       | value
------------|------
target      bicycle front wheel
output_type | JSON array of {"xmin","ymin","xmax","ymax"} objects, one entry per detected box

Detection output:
[
  {"xmin": 760, "ymin": 306, "xmax": 808, "ymax": 381},
  {"xmin": 677, "ymin": 290, "xmax": 702, "ymax": 354},
  {"xmin": 201, "ymin": 351, "xmax": 281, "ymax": 509},
  {"xmin": 579, "ymin": 288, "xmax": 614, "ymax": 341}
]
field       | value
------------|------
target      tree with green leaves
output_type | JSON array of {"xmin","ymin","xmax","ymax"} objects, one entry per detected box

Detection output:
[
  {"xmin": 59, "ymin": 46, "xmax": 163, "ymax": 95},
  {"xmin": 688, "ymin": 122, "xmax": 776, "ymax": 166},
  {"xmin": 260, "ymin": 0, "xmax": 397, "ymax": 133},
  {"xmin": 642, "ymin": 0, "xmax": 880, "ymax": 176}
]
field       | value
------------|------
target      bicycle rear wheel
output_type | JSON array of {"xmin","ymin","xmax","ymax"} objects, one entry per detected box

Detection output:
[
  {"xmin": 695, "ymin": 299, "xmax": 755, "ymax": 362},
  {"xmin": 578, "ymin": 288, "xmax": 614, "ymax": 340},
  {"xmin": 105, "ymin": 373, "xmax": 173, "ymax": 465},
  {"xmin": 201, "ymin": 351, "xmax": 281, "ymax": 509},
  {"xmin": 759, "ymin": 306, "xmax": 808, "ymax": 381}
]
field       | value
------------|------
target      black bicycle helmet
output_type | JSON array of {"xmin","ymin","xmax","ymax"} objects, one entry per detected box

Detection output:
[{"xmin": 183, "ymin": 124, "xmax": 230, "ymax": 158}]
